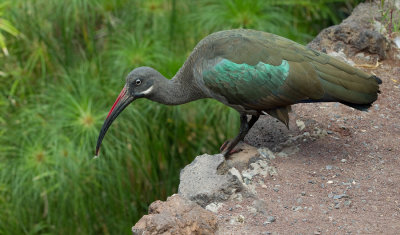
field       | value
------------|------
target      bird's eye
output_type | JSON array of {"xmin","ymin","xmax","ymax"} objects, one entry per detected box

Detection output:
[{"xmin": 135, "ymin": 79, "xmax": 141, "ymax": 86}]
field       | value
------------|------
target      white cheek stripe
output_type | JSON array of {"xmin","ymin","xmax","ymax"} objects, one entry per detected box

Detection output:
[{"xmin": 140, "ymin": 85, "xmax": 153, "ymax": 95}]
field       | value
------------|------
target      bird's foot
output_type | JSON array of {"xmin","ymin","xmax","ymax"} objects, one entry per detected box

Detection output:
[
  {"xmin": 219, "ymin": 140, "xmax": 230, "ymax": 152},
  {"xmin": 220, "ymin": 140, "xmax": 244, "ymax": 157}
]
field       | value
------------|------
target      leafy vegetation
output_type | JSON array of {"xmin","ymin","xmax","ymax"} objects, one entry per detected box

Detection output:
[
  {"xmin": 0, "ymin": 0, "xmax": 359, "ymax": 234},
  {"xmin": 0, "ymin": 2, "xmax": 19, "ymax": 56}
]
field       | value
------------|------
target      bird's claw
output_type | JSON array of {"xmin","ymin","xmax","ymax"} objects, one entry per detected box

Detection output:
[
  {"xmin": 220, "ymin": 140, "xmax": 243, "ymax": 157},
  {"xmin": 219, "ymin": 140, "xmax": 230, "ymax": 152}
]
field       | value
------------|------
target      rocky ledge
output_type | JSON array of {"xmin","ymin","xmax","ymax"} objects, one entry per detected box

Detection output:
[
  {"xmin": 132, "ymin": 130, "xmax": 329, "ymax": 235},
  {"xmin": 132, "ymin": 1, "xmax": 400, "ymax": 234}
]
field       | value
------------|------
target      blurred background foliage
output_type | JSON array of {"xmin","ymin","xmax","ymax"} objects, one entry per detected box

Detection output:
[{"xmin": 0, "ymin": 0, "xmax": 360, "ymax": 234}]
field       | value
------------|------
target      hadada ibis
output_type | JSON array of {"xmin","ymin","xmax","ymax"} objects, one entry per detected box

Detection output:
[{"xmin": 95, "ymin": 29, "xmax": 381, "ymax": 157}]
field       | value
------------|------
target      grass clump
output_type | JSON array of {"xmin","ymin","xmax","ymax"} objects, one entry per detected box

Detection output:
[
  {"xmin": 0, "ymin": 0, "xmax": 360, "ymax": 234},
  {"xmin": 378, "ymin": 0, "xmax": 400, "ymax": 37}
]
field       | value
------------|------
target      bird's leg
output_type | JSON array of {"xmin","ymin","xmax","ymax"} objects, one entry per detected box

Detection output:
[
  {"xmin": 220, "ymin": 114, "xmax": 257, "ymax": 153},
  {"xmin": 247, "ymin": 114, "xmax": 260, "ymax": 129},
  {"xmin": 221, "ymin": 114, "xmax": 260, "ymax": 157}
]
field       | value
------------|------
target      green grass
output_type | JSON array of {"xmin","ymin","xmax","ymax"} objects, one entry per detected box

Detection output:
[
  {"xmin": 0, "ymin": 0, "xmax": 360, "ymax": 234},
  {"xmin": 379, "ymin": 0, "xmax": 400, "ymax": 36}
]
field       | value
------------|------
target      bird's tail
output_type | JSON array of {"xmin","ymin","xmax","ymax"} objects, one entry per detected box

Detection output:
[{"xmin": 310, "ymin": 56, "xmax": 382, "ymax": 111}]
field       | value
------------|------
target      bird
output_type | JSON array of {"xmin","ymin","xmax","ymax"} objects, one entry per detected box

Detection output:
[{"xmin": 95, "ymin": 29, "xmax": 381, "ymax": 158}]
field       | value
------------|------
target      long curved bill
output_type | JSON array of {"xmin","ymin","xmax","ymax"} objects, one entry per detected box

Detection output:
[{"xmin": 95, "ymin": 86, "xmax": 134, "ymax": 156}]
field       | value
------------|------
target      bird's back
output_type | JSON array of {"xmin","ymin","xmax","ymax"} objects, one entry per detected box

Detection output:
[{"xmin": 189, "ymin": 29, "xmax": 381, "ymax": 118}]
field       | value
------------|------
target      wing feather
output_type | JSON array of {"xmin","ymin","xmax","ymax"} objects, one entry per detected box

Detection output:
[{"xmin": 193, "ymin": 29, "xmax": 380, "ymax": 112}]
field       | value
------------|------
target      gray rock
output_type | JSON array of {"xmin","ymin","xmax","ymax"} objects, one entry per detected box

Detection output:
[
  {"xmin": 258, "ymin": 147, "xmax": 276, "ymax": 160},
  {"xmin": 344, "ymin": 200, "xmax": 352, "ymax": 207},
  {"xmin": 355, "ymin": 52, "xmax": 372, "ymax": 62},
  {"xmin": 308, "ymin": 1, "xmax": 390, "ymax": 60},
  {"xmin": 333, "ymin": 194, "xmax": 348, "ymax": 200},
  {"xmin": 178, "ymin": 154, "xmax": 242, "ymax": 207},
  {"xmin": 244, "ymin": 116, "xmax": 293, "ymax": 149},
  {"xmin": 394, "ymin": 36, "xmax": 400, "ymax": 48},
  {"xmin": 247, "ymin": 206, "xmax": 257, "ymax": 214},
  {"xmin": 132, "ymin": 228, "xmax": 143, "ymax": 235},
  {"xmin": 228, "ymin": 167, "xmax": 243, "ymax": 184},
  {"xmin": 292, "ymin": 206, "xmax": 302, "ymax": 212},
  {"xmin": 242, "ymin": 159, "xmax": 277, "ymax": 181},
  {"xmin": 296, "ymin": 120, "xmax": 306, "ymax": 131},
  {"xmin": 326, "ymin": 165, "xmax": 333, "ymax": 170},
  {"xmin": 265, "ymin": 216, "xmax": 276, "ymax": 224},
  {"xmin": 233, "ymin": 193, "xmax": 243, "ymax": 202},
  {"xmin": 205, "ymin": 202, "xmax": 223, "ymax": 213}
]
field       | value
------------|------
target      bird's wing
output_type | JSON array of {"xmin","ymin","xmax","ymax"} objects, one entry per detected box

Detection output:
[
  {"xmin": 198, "ymin": 30, "xmax": 379, "ymax": 113},
  {"xmin": 199, "ymin": 31, "xmax": 324, "ymax": 113}
]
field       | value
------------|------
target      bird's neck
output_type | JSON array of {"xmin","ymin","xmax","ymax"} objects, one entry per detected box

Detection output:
[{"xmin": 151, "ymin": 73, "xmax": 207, "ymax": 105}]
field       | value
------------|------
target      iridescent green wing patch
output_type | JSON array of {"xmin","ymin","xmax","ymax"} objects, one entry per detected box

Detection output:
[{"xmin": 203, "ymin": 59, "xmax": 290, "ymax": 107}]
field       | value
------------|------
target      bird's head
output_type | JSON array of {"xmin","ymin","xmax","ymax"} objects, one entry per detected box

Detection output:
[{"xmin": 95, "ymin": 67, "xmax": 162, "ymax": 156}]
